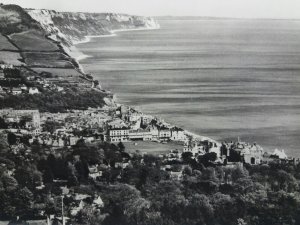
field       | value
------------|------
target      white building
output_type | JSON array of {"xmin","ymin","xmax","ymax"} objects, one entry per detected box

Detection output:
[
  {"xmin": 109, "ymin": 128, "xmax": 129, "ymax": 142},
  {"xmin": 183, "ymin": 142, "xmax": 206, "ymax": 157},
  {"xmin": 159, "ymin": 127, "xmax": 171, "ymax": 140},
  {"xmin": 11, "ymin": 88, "xmax": 22, "ymax": 95},
  {"xmin": 20, "ymin": 84, "xmax": 28, "ymax": 91},
  {"xmin": 129, "ymin": 129, "xmax": 152, "ymax": 141},
  {"xmin": 171, "ymin": 127, "xmax": 186, "ymax": 141},
  {"xmin": 241, "ymin": 144, "xmax": 264, "ymax": 165},
  {"xmin": 271, "ymin": 149, "xmax": 288, "ymax": 159},
  {"xmin": 128, "ymin": 112, "xmax": 142, "ymax": 122},
  {"xmin": 29, "ymin": 87, "xmax": 39, "ymax": 94},
  {"xmin": 148, "ymin": 125, "xmax": 159, "ymax": 140}
]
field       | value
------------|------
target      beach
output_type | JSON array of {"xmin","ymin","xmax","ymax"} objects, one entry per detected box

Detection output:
[{"xmin": 76, "ymin": 19, "xmax": 300, "ymax": 157}]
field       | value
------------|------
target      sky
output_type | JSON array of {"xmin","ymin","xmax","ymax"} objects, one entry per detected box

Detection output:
[{"xmin": 1, "ymin": 0, "xmax": 300, "ymax": 19}]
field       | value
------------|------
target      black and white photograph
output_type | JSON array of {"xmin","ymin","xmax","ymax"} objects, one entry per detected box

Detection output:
[{"xmin": 0, "ymin": 0, "xmax": 300, "ymax": 224}]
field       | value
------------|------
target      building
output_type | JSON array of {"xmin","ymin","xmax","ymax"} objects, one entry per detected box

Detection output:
[
  {"xmin": 171, "ymin": 127, "xmax": 186, "ymax": 141},
  {"xmin": 141, "ymin": 116, "xmax": 153, "ymax": 125},
  {"xmin": 271, "ymin": 149, "xmax": 288, "ymax": 159},
  {"xmin": 148, "ymin": 125, "xmax": 159, "ymax": 140},
  {"xmin": 183, "ymin": 142, "xmax": 206, "ymax": 156},
  {"xmin": 20, "ymin": 84, "xmax": 28, "ymax": 91},
  {"xmin": 29, "ymin": 87, "xmax": 39, "ymax": 94},
  {"xmin": 241, "ymin": 144, "xmax": 264, "ymax": 165},
  {"xmin": 11, "ymin": 87, "xmax": 22, "ymax": 95},
  {"xmin": 159, "ymin": 127, "xmax": 171, "ymax": 140},
  {"xmin": 0, "ymin": 109, "xmax": 41, "ymax": 131},
  {"xmin": 57, "ymin": 86, "xmax": 64, "ymax": 92},
  {"xmin": 129, "ymin": 112, "xmax": 142, "ymax": 122},
  {"xmin": 129, "ymin": 129, "xmax": 152, "ymax": 141},
  {"xmin": 109, "ymin": 127, "xmax": 129, "ymax": 142}
]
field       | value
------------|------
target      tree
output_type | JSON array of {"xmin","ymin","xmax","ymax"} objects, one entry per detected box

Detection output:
[
  {"xmin": 75, "ymin": 206, "xmax": 106, "ymax": 225},
  {"xmin": 66, "ymin": 163, "xmax": 79, "ymax": 186},
  {"xmin": 186, "ymin": 194, "xmax": 214, "ymax": 224},
  {"xmin": 1, "ymin": 174, "xmax": 18, "ymax": 192},
  {"xmin": 124, "ymin": 197, "xmax": 151, "ymax": 225},
  {"xmin": 43, "ymin": 166, "xmax": 54, "ymax": 183},
  {"xmin": 0, "ymin": 117, "xmax": 8, "ymax": 129},
  {"xmin": 198, "ymin": 152, "xmax": 217, "ymax": 167},
  {"xmin": 0, "ymin": 133, "xmax": 9, "ymax": 154},
  {"xmin": 231, "ymin": 166, "xmax": 249, "ymax": 182},
  {"xmin": 104, "ymin": 148, "xmax": 118, "ymax": 167},
  {"xmin": 7, "ymin": 132, "xmax": 17, "ymax": 146},
  {"xmin": 182, "ymin": 166, "xmax": 193, "ymax": 176},
  {"xmin": 14, "ymin": 187, "xmax": 34, "ymax": 218},
  {"xmin": 14, "ymin": 166, "xmax": 43, "ymax": 190},
  {"xmin": 212, "ymin": 193, "xmax": 237, "ymax": 225},
  {"xmin": 181, "ymin": 152, "xmax": 193, "ymax": 164},
  {"xmin": 117, "ymin": 142, "xmax": 125, "ymax": 152}
]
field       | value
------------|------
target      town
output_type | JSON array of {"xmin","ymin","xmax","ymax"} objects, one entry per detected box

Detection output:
[
  {"xmin": 0, "ymin": 105, "xmax": 298, "ymax": 225},
  {"xmin": 1, "ymin": 65, "xmax": 298, "ymax": 225},
  {"xmin": 0, "ymin": 104, "xmax": 295, "ymax": 167},
  {"xmin": 0, "ymin": 64, "xmax": 103, "ymax": 97}
]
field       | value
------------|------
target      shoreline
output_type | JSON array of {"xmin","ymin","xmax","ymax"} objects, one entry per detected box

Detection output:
[
  {"xmin": 73, "ymin": 25, "xmax": 221, "ymax": 146},
  {"xmin": 74, "ymin": 26, "xmax": 160, "ymax": 46},
  {"xmin": 74, "ymin": 26, "xmax": 161, "ymax": 61}
]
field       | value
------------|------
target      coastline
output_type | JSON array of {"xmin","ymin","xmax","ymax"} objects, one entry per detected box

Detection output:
[
  {"xmin": 72, "ymin": 27, "xmax": 220, "ymax": 145},
  {"xmin": 73, "ymin": 26, "xmax": 161, "ymax": 62}
]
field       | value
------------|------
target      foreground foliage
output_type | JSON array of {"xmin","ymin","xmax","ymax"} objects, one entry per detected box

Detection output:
[{"xmin": 1, "ymin": 134, "xmax": 300, "ymax": 225}]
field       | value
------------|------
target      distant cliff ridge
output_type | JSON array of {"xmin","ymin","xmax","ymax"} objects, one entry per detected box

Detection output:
[{"xmin": 26, "ymin": 9, "xmax": 160, "ymax": 45}]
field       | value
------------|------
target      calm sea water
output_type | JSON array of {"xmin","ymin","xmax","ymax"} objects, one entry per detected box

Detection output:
[{"xmin": 77, "ymin": 19, "xmax": 300, "ymax": 157}]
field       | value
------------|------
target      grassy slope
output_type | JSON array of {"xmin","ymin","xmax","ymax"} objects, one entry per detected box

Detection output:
[
  {"xmin": 9, "ymin": 30, "xmax": 60, "ymax": 52},
  {"xmin": 0, "ymin": 34, "xmax": 18, "ymax": 51},
  {"xmin": 0, "ymin": 4, "xmax": 110, "ymax": 112}
]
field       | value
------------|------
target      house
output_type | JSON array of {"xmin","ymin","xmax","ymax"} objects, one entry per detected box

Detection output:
[
  {"xmin": 271, "ymin": 149, "xmax": 288, "ymax": 159},
  {"xmin": 142, "ymin": 116, "xmax": 153, "ymax": 125},
  {"xmin": 67, "ymin": 136, "xmax": 77, "ymax": 146},
  {"xmin": 88, "ymin": 165, "xmax": 103, "ymax": 180},
  {"xmin": 32, "ymin": 128, "xmax": 41, "ymax": 135},
  {"xmin": 171, "ymin": 127, "xmax": 186, "ymax": 141},
  {"xmin": 242, "ymin": 144, "xmax": 264, "ymax": 165},
  {"xmin": 183, "ymin": 142, "xmax": 206, "ymax": 157},
  {"xmin": 57, "ymin": 86, "xmax": 64, "ymax": 92},
  {"xmin": 11, "ymin": 87, "xmax": 22, "ymax": 95},
  {"xmin": 29, "ymin": 87, "xmax": 39, "ymax": 94},
  {"xmin": 209, "ymin": 142, "xmax": 221, "ymax": 158},
  {"xmin": 109, "ymin": 127, "xmax": 129, "ymax": 142},
  {"xmin": 166, "ymin": 150, "xmax": 182, "ymax": 160},
  {"xmin": 170, "ymin": 171, "xmax": 183, "ymax": 180},
  {"xmin": 130, "ymin": 118, "xmax": 142, "ymax": 130},
  {"xmin": 159, "ymin": 127, "xmax": 171, "ymax": 140},
  {"xmin": 19, "ymin": 84, "xmax": 28, "ymax": 91}
]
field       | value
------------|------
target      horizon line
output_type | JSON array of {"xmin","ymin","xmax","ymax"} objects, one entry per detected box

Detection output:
[{"xmin": 3, "ymin": 3, "xmax": 300, "ymax": 21}]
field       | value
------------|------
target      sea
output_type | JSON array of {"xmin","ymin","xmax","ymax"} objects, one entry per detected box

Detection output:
[{"xmin": 76, "ymin": 19, "xmax": 300, "ymax": 157}]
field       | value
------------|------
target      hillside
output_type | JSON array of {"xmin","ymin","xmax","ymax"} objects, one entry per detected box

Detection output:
[
  {"xmin": 0, "ymin": 3, "xmax": 159, "ymax": 111},
  {"xmin": 27, "ymin": 9, "xmax": 160, "ymax": 45}
]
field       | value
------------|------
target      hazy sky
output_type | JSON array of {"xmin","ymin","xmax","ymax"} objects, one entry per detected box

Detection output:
[{"xmin": 2, "ymin": 0, "xmax": 300, "ymax": 19}]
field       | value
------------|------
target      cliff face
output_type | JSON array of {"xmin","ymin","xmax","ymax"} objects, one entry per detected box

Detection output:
[
  {"xmin": 0, "ymin": 4, "xmax": 43, "ymax": 35},
  {"xmin": 0, "ymin": 3, "xmax": 159, "ymax": 108},
  {"xmin": 26, "ymin": 9, "xmax": 160, "ymax": 45}
]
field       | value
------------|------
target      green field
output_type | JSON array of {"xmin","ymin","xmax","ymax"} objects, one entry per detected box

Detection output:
[
  {"xmin": 32, "ymin": 67, "xmax": 83, "ymax": 77},
  {"xmin": 23, "ymin": 52, "xmax": 74, "ymax": 68},
  {"xmin": 0, "ymin": 34, "xmax": 18, "ymax": 51},
  {"xmin": 0, "ymin": 51, "xmax": 24, "ymax": 65},
  {"xmin": 10, "ymin": 30, "xmax": 59, "ymax": 52},
  {"xmin": 124, "ymin": 141, "xmax": 183, "ymax": 155},
  {"xmin": 24, "ymin": 58, "xmax": 74, "ymax": 68},
  {"xmin": 23, "ymin": 52, "xmax": 70, "ymax": 60}
]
